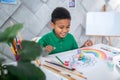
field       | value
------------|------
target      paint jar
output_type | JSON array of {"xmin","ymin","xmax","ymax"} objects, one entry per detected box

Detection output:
[
  {"xmin": 107, "ymin": 57, "xmax": 114, "ymax": 70},
  {"xmin": 75, "ymin": 49, "xmax": 80, "ymax": 58},
  {"xmin": 78, "ymin": 52, "xmax": 85, "ymax": 61},
  {"xmin": 64, "ymin": 61, "xmax": 69, "ymax": 66}
]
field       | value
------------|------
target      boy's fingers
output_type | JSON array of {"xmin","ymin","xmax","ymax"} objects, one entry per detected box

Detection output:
[
  {"xmin": 46, "ymin": 45, "xmax": 55, "ymax": 53},
  {"xmin": 85, "ymin": 40, "xmax": 93, "ymax": 46},
  {"xmin": 46, "ymin": 45, "xmax": 54, "ymax": 50}
]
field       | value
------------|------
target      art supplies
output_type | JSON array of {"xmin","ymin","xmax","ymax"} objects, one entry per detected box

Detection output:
[
  {"xmin": 12, "ymin": 39, "xmax": 17, "ymax": 53},
  {"xmin": 44, "ymin": 60, "xmax": 87, "ymax": 79},
  {"xmin": 7, "ymin": 36, "xmax": 22, "ymax": 61},
  {"xmin": 42, "ymin": 65, "xmax": 75, "ymax": 80},
  {"xmin": 35, "ymin": 58, "xmax": 41, "ymax": 66},
  {"xmin": 45, "ymin": 61, "xmax": 74, "ymax": 71},
  {"xmin": 55, "ymin": 56, "xmax": 64, "ymax": 64},
  {"xmin": 18, "ymin": 39, "xmax": 22, "ymax": 50},
  {"xmin": 8, "ymin": 43, "xmax": 16, "ymax": 55},
  {"xmin": 64, "ymin": 61, "xmax": 69, "ymax": 66}
]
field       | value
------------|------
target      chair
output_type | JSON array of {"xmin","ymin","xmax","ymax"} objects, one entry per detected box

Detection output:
[{"xmin": 32, "ymin": 37, "xmax": 41, "ymax": 43}]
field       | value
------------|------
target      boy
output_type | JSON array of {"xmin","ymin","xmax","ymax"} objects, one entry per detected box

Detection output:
[{"xmin": 38, "ymin": 7, "xmax": 92, "ymax": 54}]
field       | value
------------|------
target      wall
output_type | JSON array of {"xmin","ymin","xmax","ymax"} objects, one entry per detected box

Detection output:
[{"xmin": 0, "ymin": 0, "xmax": 106, "ymax": 45}]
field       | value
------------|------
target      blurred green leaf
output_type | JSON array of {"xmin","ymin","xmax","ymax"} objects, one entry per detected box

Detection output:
[
  {"xmin": 7, "ymin": 62, "xmax": 45, "ymax": 80},
  {"xmin": 0, "ymin": 24, "xmax": 23, "ymax": 43},
  {"xmin": 0, "ymin": 23, "xmax": 46, "ymax": 80},
  {"xmin": 19, "ymin": 40, "xmax": 43, "ymax": 62}
]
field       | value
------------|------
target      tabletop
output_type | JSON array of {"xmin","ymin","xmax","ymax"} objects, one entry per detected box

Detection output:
[{"xmin": 40, "ymin": 44, "xmax": 120, "ymax": 80}]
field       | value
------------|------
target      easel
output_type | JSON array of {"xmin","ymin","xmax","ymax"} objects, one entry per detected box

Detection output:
[
  {"xmin": 94, "ymin": 4, "xmax": 112, "ymax": 46},
  {"xmin": 94, "ymin": 36, "xmax": 112, "ymax": 45}
]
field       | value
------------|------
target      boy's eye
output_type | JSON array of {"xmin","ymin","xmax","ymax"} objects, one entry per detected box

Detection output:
[
  {"xmin": 66, "ymin": 26, "xmax": 70, "ymax": 28},
  {"xmin": 59, "ymin": 26, "xmax": 70, "ymax": 29},
  {"xmin": 59, "ymin": 26, "xmax": 64, "ymax": 29}
]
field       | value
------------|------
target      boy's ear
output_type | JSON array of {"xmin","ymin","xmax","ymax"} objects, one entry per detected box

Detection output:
[{"xmin": 50, "ymin": 22, "xmax": 54, "ymax": 29}]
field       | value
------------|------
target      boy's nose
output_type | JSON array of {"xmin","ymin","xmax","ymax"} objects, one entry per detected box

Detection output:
[{"xmin": 63, "ymin": 28, "xmax": 68, "ymax": 32}]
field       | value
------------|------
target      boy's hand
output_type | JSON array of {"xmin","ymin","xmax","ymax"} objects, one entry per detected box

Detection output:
[
  {"xmin": 45, "ymin": 45, "xmax": 55, "ymax": 53},
  {"xmin": 84, "ymin": 39, "xmax": 93, "ymax": 47}
]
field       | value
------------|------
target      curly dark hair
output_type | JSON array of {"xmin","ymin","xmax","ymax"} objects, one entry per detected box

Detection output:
[{"xmin": 51, "ymin": 7, "xmax": 71, "ymax": 24}]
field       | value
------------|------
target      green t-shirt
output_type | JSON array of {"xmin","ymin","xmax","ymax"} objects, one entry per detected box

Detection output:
[{"xmin": 38, "ymin": 30, "xmax": 78, "ymax": 54}]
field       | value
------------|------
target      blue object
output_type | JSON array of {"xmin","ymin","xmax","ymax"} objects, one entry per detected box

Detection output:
[{"xmin": 1, "ymin": 0, "xmax": 16, "ymax": 4}]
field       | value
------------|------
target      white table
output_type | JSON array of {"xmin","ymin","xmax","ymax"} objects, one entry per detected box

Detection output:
[{"xmin": 40, "ymin": 44, "xmax": 120, "ymax": 80}]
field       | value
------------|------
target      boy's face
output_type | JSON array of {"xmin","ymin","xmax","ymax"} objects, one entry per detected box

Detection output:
[{"xmin": 51, "ymin": 19, "xmax": 70, "ymax": 38}]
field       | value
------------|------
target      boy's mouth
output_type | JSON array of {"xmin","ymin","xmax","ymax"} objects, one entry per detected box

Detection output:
[{"xmin": 60, "ymin": 33, "xmax": 67, "ymax": 37}]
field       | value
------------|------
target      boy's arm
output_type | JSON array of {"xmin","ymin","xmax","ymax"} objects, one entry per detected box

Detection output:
[{"xmin": 37, "ymin": 37, "xmax": 55, "ymax": 54}]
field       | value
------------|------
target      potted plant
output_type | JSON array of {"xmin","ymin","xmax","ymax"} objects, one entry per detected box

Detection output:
[{"xmin": 0, "ymin": 24, "xmax": 46, "ymax": 80}]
